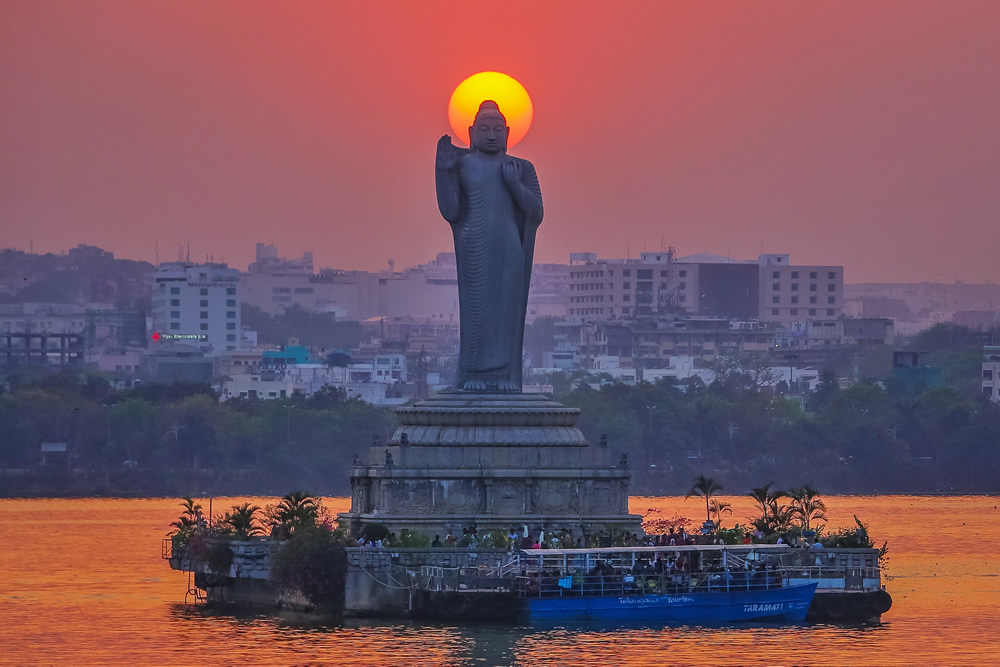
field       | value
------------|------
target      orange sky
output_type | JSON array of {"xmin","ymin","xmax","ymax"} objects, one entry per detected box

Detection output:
[{"xmin": 2, "ymin": 1, "xmax": 998, "ymax": 282}]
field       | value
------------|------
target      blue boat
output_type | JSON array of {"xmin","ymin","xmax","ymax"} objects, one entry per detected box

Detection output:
[{"xmin": 511, "ymin": 545, "xmax": 818, "ymax": 624}]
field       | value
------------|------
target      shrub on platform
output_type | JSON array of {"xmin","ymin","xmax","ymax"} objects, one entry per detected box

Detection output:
[{"xmin": 270, "ymin": 526, "xmax": 349, "ymax": 614}]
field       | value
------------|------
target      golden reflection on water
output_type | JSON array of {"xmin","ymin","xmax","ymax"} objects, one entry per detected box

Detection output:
[{"xmin": 1, "ymin": 496, "xmax": 998, "ymax": 665}]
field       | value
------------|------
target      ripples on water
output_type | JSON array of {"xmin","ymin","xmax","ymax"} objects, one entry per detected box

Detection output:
[{"xmin": 1, "ymin": 496, "xmax": 999, "ymax": 665}]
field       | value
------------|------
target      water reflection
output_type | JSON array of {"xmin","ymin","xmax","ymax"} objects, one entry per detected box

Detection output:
[
  {"xmin": 156, "ymin": 600, "xmax": 900, "ymax": 666},
  {"xmin": 3, "ymin": 496, "xmax": 1000, "ymax": 665}
]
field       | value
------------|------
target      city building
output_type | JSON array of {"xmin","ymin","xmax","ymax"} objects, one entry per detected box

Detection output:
[
  {"xmin": 243, "ymin": 247, "xmax": 564, "ymax": 323},
  {"xmin": 0, "ymin": 304, "xmax": 86, "ymax": 366},
  {"xmin": 151, "ymin": 262, "xmax": 241, "ymax": 354},
  {"xmin": 143, "ymin": 343, "xmax": 217, "ymax": 382},
  {"xmin": 248, "ymin": 243, "xmax": 314, "ymax": 276},
  {"xmin": 567, "ymin": 250, "xmax": 684, "ymax": 319},
  {"xmin": 566, "ymin": 251, "xmax": 843, "ymax": 326},
  {"xmin": 241, "ymin": 250, "xmax": 460, "ymax": 320},
  {"xmin": 0, "ymin": 303, "xmax": 87, "ymax": 336},
  {"xmin": 675, "ymin": 253, "xmax": 759, "ymax": 320},
  {"xmin": 630, "ymin": 316, "xmax": 776, "ymax": 366},
  {"xmin": 983, "ymin": 346, "xmax": 1000, "ymax": 403},
  {"xmin": 841, "ymin": 318, "xmax": 895, "ymax": 347},
  {"xmin": 358, "ymin": 315, "xmax": 460, "ymax": 355},
  {"xmin": 217, "ymin": 352, "xmax": 411, "ymax": 405},
  {"xmin": 758, "ymin": 254, "xmax": 844, "ymax": 327},
  {"xmin": 892, "ymin": 350, "xmax": 942, "ymax": 394}
]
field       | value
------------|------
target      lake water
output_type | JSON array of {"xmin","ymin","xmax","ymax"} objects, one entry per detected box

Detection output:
[{"xmin": 1, "ymin": 495, "xmax": 998, "ymax": 665}]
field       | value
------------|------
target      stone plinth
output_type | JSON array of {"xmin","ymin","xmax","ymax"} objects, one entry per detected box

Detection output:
[{"xmin": 339, "ymin": 392, "xmax": 641, "ymax": 540}]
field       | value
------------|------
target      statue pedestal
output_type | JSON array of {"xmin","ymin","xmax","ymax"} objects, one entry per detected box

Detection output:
[{"xmin": 339, "ymin": 392, "xmax": 642, "ymax": 541}]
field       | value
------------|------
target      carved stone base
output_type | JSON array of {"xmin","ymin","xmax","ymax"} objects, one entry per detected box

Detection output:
[{"xmin": 338, "ymin": 392, "xmax": 642, "ymax": 539}]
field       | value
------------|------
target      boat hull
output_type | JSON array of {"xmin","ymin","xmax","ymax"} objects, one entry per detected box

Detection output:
[{"xmin": 519, "ymin": 582, "xmax": 817, "ymax": 625}]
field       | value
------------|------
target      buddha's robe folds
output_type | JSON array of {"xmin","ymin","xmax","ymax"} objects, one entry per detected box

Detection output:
[{"xmin": 439, "ymin": 151, "xmax": 543, "ymax": 391}]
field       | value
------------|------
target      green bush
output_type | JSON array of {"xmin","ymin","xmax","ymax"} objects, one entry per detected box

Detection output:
[
  {"xmin": 205, "ymin": 540, "xmax": 234, "ymax": 574},
  {"xmin": 821, "ymin": 515, "xmax": 874, "ymax": 549},
  {"xmin": 398, "ymin": 529, "xmax": 430, "ymax": 548},
  {"xmin": 481, "ymin": 529, "xmax": 511, "ymax": 549},
  {"xmin": 270, "ymin": 526, "xmax": 348, "ymax": 614},
  {"xmin": 715, "ymin": 525, "xmax": 746, "ymax": 545}
]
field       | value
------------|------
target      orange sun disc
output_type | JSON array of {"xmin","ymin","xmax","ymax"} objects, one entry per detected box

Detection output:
[{"xmin": 448, "ymin": 71, "xmax": 533, "ymax": 149}]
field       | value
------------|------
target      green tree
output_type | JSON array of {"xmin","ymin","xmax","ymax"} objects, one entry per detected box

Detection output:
[
  {"xmin": 708, "ymin": 499, "xmax": 733, "ymax": 529},
  {"xmin": 707, "ymin": 352, "xmax": 780, "ymax": 396},
  {"xmin": 788, "ymin": 485, "xmax": 827, "ymax": 532},
  {"xmin": 269, "ymin": 526, "xmax": 348, "ymax": 614},
  {"xmin": 686, "ymin": 474, "xmax": 722, "ymax": 523},
  {"xmin": 523, "ymin": 316, "xmax": 558, "ymax": 367},
  {"xmin": 107, "ymin": 397, "xmax": 162, "ymax": 465},
  {"xmin": 270, "ymin": 491, "xmax": 320, "ymax": 537},
  {"xmin": 170, "ymin": 496, "xmax": 204, "ymax": 535},
  {"xmin": 748, "ymin": 482, "xmax": 789, "ymax": 536},
  {"xmin": 913, "ymin": 323, "xmax": 979, "ymax": 352},
  {"xmin": 220, "ymin": 503, "xmax": 262, "ymax": 540},
  {"xmin": 807, "ymin": 370, "xmax": 840, "ymax": 411}
]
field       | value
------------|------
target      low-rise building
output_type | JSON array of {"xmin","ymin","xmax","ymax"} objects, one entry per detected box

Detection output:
[
  {"xmin": 983, "ymin": 346, "xmax": 1000, "ymax": 403},
  {"xmin": 841, "ymin": 318, "xmax": 895, "ymax": 347},
  {"xmin": 218, "ymin": 361, "xmax": 410, "ymax": 405}
]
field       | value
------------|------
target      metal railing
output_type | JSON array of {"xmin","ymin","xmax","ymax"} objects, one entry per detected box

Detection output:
[
  {"xmin": 513, "ymin": 570, "xmax": 787, "ymax": 598},
  {"xmin": 419, "ymin": 565, "xmax": 515, "ymax": 593}
]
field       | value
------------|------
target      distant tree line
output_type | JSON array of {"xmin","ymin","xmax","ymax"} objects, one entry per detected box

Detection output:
[
  {"xmin": 1, "ymin": 321, "xmax": 997, "ymax": 496},
  {"xmin": 556, "ymin": 365, "xmax": 1000, "ymax": 494},
  {"xmin": 0, "ymin": 368, "xmax": 394, "ymax": 496}
]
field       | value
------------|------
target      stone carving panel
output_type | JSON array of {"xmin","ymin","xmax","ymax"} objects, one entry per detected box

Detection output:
[
  {"xmin": 435, "ymin": 480, "xmax": 484, "ymax": 514},
  {"xmin": 392, "ymin": 480, "xmax": 433, "ymax": 513},
  {"xmin": 537, "ymin": 480, "xmax": 571, "ymax": 513},
  {"xmin": 495, "ymin": 482, "xmax": 522, "ymax": 514},
  {"xmin": 586, "ymin": 481, "xmax": 617, "ymax": 514}
]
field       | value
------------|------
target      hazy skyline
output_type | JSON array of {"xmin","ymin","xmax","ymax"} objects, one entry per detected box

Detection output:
[{"xmin": 2, "ymin": 2, "xmax": 998, "ymax": 283}]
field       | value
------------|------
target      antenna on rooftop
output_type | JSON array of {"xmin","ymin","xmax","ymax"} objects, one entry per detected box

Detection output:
[{"xmin": 155, "ymin": 241, "xmax": 160, "ymax": 266}]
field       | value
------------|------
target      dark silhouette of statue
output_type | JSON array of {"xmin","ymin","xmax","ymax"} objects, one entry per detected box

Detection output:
[{"xmin": 435, "ymin": 100, "xmax": 544, "ymax": 392}]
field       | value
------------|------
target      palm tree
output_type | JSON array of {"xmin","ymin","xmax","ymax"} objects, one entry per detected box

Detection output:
[
  {"xmin": 170, "ymin": 496, "xmax": 203, "ymax": 534},
  {"xmin": 274, "ymin": 491, "xmax": 319, "ymax": 536},
  {"xmin": 748, "ymin": 482, "xmax": 788, "ymax": 536},
  {"xmin": 789, "ymin": 485, "xmax": 827, "ymax": 532},
  {"xmin": 222, "ymin": 503, "xmax": 262, "ymax": 540},
  {"xmin": 708, "ymin": 499, "xmax": 733, "ymax": 529},
  {"xmin": 686, "ymin": 474, "xmax": 723, "ymax": 523}
]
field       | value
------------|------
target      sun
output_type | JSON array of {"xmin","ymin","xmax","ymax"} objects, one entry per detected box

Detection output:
[{"xmin": 448, "ymin": 72, "xmax": 533, "ymax": 149}]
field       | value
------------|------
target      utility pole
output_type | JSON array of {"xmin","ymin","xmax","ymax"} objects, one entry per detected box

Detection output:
[{"xmin": 646, "ymin": 404, "xmax": 656, "ymax": 470}]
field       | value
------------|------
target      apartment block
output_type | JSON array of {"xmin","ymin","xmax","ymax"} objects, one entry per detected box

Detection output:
[
  {"xmin": 567, "ymin": 250, "xmax": 683, "ymax": 319},
  {"xmin": 151, "ymin": 262, "xmax": 241, "ymax": 354},
  {"xmin": 758, "ymin": 254, "xmax": 844, "ymax": 327}
]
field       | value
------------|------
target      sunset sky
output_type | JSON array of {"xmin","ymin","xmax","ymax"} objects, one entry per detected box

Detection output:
[{"xmin": 2, "ymin": 1, "xmax": 998, "ymax": 283}]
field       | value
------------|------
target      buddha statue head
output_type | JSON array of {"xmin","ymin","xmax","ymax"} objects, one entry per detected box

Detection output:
[{"xmin": 469, "ymin": 100, "xmax": 509, "ymax": 154}]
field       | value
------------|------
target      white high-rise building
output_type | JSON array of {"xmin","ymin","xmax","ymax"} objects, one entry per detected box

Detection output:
[{"xmin": 151, "ymin": 263, "xmax": 241, "ymax": 354}]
